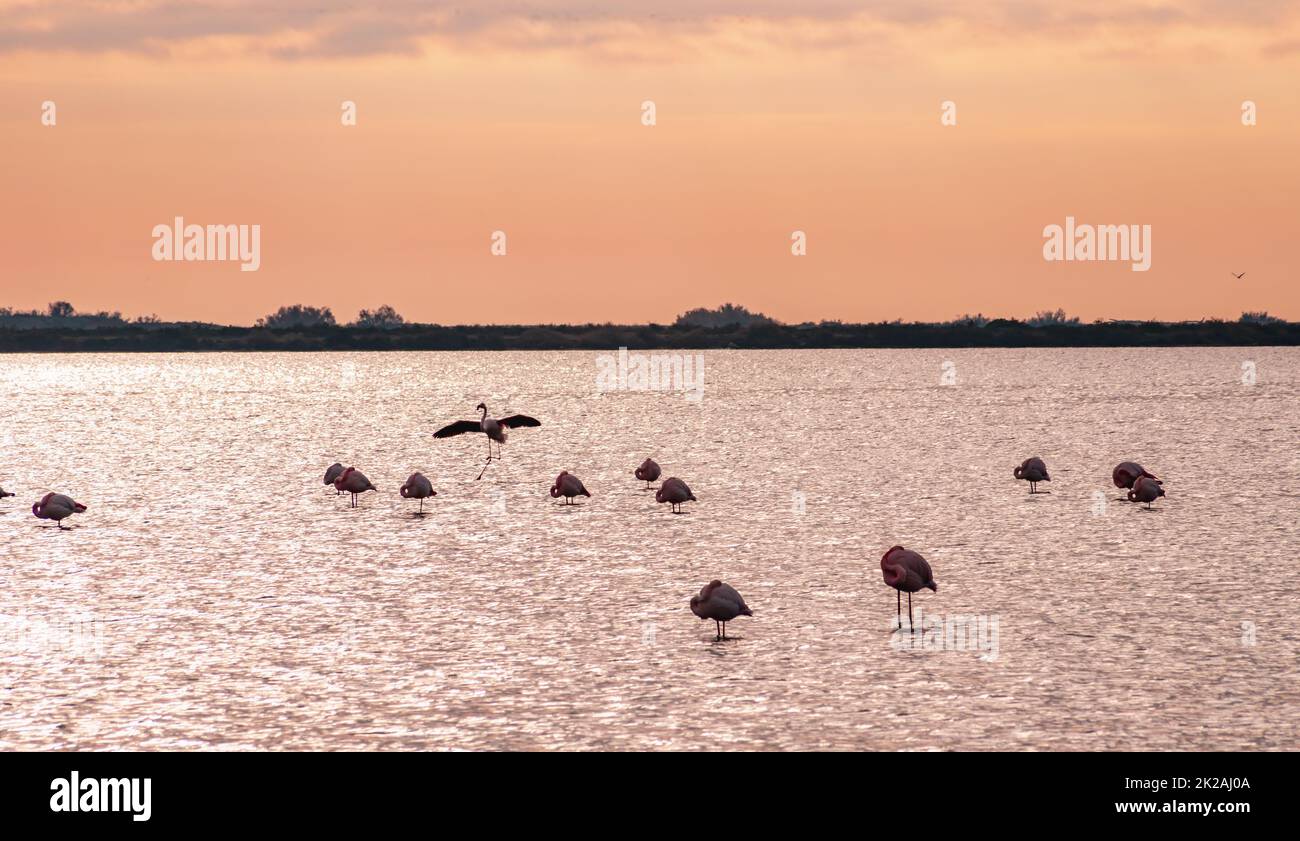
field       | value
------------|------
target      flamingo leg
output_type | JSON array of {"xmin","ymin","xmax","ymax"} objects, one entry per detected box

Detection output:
[
  {"xmin": 897, "ymin": 589, "xmax": 902, "ymax": 629},
  {"xmin": 721, "ymin": 622, "xmax": 727, "ymax": 641},
  {"xmin": 908, "ymin": 592, "xmax": 914, "ymax": 632}
]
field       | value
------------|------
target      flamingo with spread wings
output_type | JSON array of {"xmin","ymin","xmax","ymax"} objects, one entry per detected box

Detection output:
[{"xmin": 434, "ymin": 403, "xmax": 540, "ymax": 479}]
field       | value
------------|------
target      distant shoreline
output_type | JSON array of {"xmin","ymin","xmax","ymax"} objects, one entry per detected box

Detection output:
[{"xmin": 2, "ymin": 320, "xmax": 1297, "ymax": 352}]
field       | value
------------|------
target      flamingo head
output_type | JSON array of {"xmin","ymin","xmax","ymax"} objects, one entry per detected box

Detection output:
[
  {"xmin": 1014, "ymin": 466, "xmax": 1023, "ymax": 479},
  {"xmin": 334, "ymin": 467, "xmax": 354, "ymax": 489},
  {"xmin": 32, "ymin": 492, "xmax": 55, "ymax": 518},
  {"xmin": 880, "ymin": 545, "xmax": 908, "ymax": 582}
]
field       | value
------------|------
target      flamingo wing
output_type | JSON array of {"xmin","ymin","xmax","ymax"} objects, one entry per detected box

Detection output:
[
  {"xmin": 498, "ymin": 414, "xmax": 541, "ymax": 429},
  {"xmin": 433, "ymin": 419, "xmax": 481, "ymax": 438}
]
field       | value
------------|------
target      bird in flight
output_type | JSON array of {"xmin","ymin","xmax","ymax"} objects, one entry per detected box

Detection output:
[
  {"xmin": 1232, "ymin": 272, "xmax": 1246, "ymax": 279},
  {"xmin": 434, "ymin": 402, "xmax": 541, "ymax": 479}
]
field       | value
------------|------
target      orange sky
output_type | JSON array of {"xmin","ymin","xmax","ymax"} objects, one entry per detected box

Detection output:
[{"xmin": 1, "ymin": 2, "xmax": 1298, "ymax": 325}]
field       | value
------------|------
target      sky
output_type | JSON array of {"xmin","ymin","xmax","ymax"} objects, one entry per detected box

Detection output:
[{"xmin": 1, "ymin": 1, "xmax": 1298, "ymax": 325}]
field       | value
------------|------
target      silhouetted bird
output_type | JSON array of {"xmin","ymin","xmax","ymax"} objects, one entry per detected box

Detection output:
[
  {"xmin": 880, "ymin": 545, "xmax": 937, "ymax": 631},
  {"xmin": 690, "ymin": 580, "xmax": 753, "ymax": 641},
  {"xmin": 1014, "ymin": 457, "xmax": 1051, "ymax": 493},
  {"xmin": 655, "ymin": 477, "xmax": 695, "ymax": 513},
  {"xmin": 550, "ymin": 471, "xmax": 590, "ymax": 505},
  {"xmin": 334, "ymin": 467, "xmax": 376, "ymax": 508},
  {"xmin": 32, "ymin": 493, "xmax": 86, "ymax": 529},
  {"xmin": 634, "ymin": 458, "xmax": 661, "ymax": 490},
  {"xmin": 1128, "ymin": 475, "xmax": 1166, "ymax": 509},
  {"xmin": 324, "ymin": 462, "xmax": 345, "ymax": 495},
  {"xmin": 1113, "ymin": 461, "xmax": 1160, "ymax": 491},
  {"xmin": 400, "ymin": 472, "xmax": 436, "ymax": 513},
  {"xmin": 434, "ymin": 403, "xmax": 541, "ymax": 479}
]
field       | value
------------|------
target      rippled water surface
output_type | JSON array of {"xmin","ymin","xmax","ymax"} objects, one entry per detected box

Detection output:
[{"xmin": 1, "ymin": 349, "xmax": 1297, "ymax": 750}]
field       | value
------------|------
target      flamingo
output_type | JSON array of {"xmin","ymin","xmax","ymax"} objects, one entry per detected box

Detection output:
[
  {"xmin": 634, "ymin": 458, "xmax": 661, "ymax": 490},
  {"xmin": 1128, "ymin": 475, "xmax": 1166, "ymax": 509},
  {"xmin": 324, "ymin": 462, "xmax": 344, "ymax": 495},
  {"xmin": 550, "ymin": 471, "xmax": 590, "ymax": 505},
  {"xmin": 655, "ymin": 477, "xmax": 695, "ymax": 513},
  {"xmin": 1113, "ymin": 461, "xmax": 1160, "ymax": 493},
  {"xmin": 690, "ymin": 580, "xmax": 753, "ymax": 641},
  {"xmin": 1014, "ymin": 457, "xmax": 1051, "ymax": 493},
  {"xmin": 334, "ymin": 467, "xmax": 376, "ymax": 508},
  {"xmin": 881, "ymin": 545, "xmax": 937, "ymax": 631},
  {"xmin": 0, "ymin": 485, "xmax": 14, "ymax": 500},
  {"xmin": 32, "ymin": 493, "xmax": 86, "ymax": 529},
  {"xmin": 434, "ymin": 403, "xmax": 541, "ymax": 479},
  {"xmin": 400, "ymin": 472, "xmax": 436, "ymax": 513}
]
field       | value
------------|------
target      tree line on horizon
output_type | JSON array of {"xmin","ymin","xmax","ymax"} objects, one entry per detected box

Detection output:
[{"xmin": 0, "ymin": 300, "xmax": 1291, "ymax": 333}]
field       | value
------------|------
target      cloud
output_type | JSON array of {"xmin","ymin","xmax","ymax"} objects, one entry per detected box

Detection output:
[{"xmin": 0, "ymin": 1, "xmax": 1297, "ymax": 59}]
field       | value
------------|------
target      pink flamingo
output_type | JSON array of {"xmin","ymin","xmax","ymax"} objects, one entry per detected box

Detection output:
[
  {"xmin": 32, "ymin": 493, "xmax": 86, "ymax": 529},
  {"xmin": 1113, "ymin": 461, "xmax": 1160, "ymax": 492},
  {"xmin": 400, "ymin": 472, "xmax": 436, "ymax": 513},
  {"xmin": 550, "ymin": 471, "xmax": 590, "ymax": 505},
  {"xmin": 334, "ymin": 467, "xmax": 376, "ymax": 508},
  {"xmin": 434, "ymin": 403, "xmax": 541, "ymax": 480},
  {"xmin": 324, "ymin": 462, "xmax": 345, "ymax": 495},
  {"xmin": 1128, "ymin": 475, "xmax": 1166, "ymax": 509},
  {"xmin": 881, "ymin": 545, "xmax": 937, "ymax": 631},
  {"xmin": 634, "ymin": 458, "xmax": 661, "ymax": 490},
  {"xmin": 1014, "ymin": 457, "xmax": 1050, "ymax": 493},
  {"xmin": 655, "ymin": 477, "xmax": 695, "ymax": 513},
  {"xmin": 690, "ymin": 580, "xmax": 753, "ymax": 641}
]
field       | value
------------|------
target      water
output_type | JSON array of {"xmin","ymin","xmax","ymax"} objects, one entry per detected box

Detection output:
[{"xmin": 0, "ymin": 348, "xmax": 1296, "ymax": 750}]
